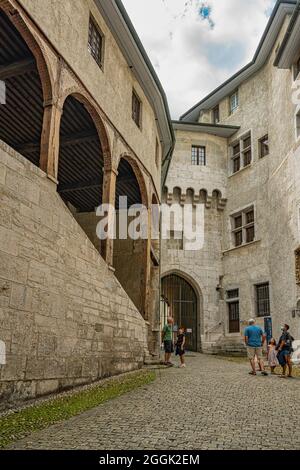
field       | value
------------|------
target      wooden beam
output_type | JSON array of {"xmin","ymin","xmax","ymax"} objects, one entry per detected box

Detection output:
[
  {"xmin": 61, "ymin": 130, "xmax": 99, "ymax": 147},
  {"xmin": 58, "ymin": 178, "xmax": 103, "ymax": 194},
  {"xmin": 58, "ymin": 174, "xmax": 135, "ymax": 194},
  {"xmin": 0, "ymin": 58, "xmax": 36, "ymax": 80},
  {"xmin": 16, "ymin": 130, "xmax": 100, "ymax": 154}
]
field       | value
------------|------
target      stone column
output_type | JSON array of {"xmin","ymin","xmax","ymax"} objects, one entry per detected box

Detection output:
[
  {"xmin": 101, "ymin": 166, "xmax": 117, "ymax": 266},
  {"xmin": 40, "ymin": 100, "xmax": 62, "ymax": 182}
]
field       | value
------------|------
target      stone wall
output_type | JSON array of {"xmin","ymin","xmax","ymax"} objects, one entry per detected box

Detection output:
[
  {"xmin": 219, "ymin": 16, "xmax": 300, "ymax": 341},
  {"xmin": 163, "ymin": 13, "xmax": 300, "ymax": 353},
  {"xmin": 18, "ymin": 0, "xmax": 162, "ymax": 189},
  {"xmin": 161, "ymin": 131, "xmax": 228, "ymax": 351},
  {"xmin": 0, "ymin": 142, "xmax": 148, "ymax": 401}
]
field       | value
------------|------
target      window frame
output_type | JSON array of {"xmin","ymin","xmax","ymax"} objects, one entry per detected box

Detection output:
[
  {"xmin": 293, "ymin": 55, "xmax": 300, "ymax": 81},
  {"xmin": 226, "ymin": 289, "xmax": 240, "ymax": 333},
  {"xmin": 132, "ymin": 89, "xmax": 142, "ymax": 129},
  {"xmin": 155, "ymin": 138, "xmax": 160, "ymax": 168},
  {"xmin": 296, "ymin": 108, "xmax": 300, "ymax": 140},
  {"xmin": 167, "ymin": 230, "xmax": 184, "ymax": 251},
  {"xmin": 231, "ymin": 206, "xmax": 255, "ymax": 248},
  {"xmin": 295, "ymin": 247, "xmax": 300, "ymax": 285},
  {"xmin": 88, "ymin": 15, "xmax": 104, "ymax": 69},
  {"xmin": 191, "ymin": 145, "xmax": 206, "ymax": 166},
  {"xmin": 255, "ymin": 282, "xmax": 270, "ymax": 318},
  {"xmin": 229, "ymin": 90, "xmax": 239, "ymax": 114},
  {"xmin": 230, "ymin": 132, "xmax": 252, "ymax": 174},
  {"xmin": 259, "ymin": 134, "xmax": 269, "ymax": 158},
  {"xmin": 212, "ymin": 105, "xmax": 220, "ymax": 124}
]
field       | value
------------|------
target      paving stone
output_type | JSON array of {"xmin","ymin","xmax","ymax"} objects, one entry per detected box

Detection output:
[{"xmin": 9, "ymin": 354, "xmax": 300, "ymax": 450}]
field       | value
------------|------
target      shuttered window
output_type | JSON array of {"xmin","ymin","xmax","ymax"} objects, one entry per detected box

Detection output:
[{"xmin": 88, "ymin": 16, "xmax": 103, "ymax": 67}]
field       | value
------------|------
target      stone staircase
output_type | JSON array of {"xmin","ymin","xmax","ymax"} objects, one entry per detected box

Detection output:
[{"xmin": 202, "ymin": 336, "xmax": 247, "ymax": 357}]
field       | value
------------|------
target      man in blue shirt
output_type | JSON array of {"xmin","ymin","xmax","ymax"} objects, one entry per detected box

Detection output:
[{"xmin": 244, "ymin": 319, "xmax": 268, "ymax": 376}]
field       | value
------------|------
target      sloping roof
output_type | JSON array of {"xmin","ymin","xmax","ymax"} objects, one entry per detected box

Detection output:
[
  {"xmin": 180, "ymin": 0, "xmax": 297, "ymax": 122},
  {"xmin": 173, "ymin": 121, "xmax": 239, "ymax": 138},
  {"xmin": 274, "ymin": 0, "xmax": 300, "ymax": 67},
  {"xmin": 95, "ymin": 0, "xmax": 175, "ymax": 185}
]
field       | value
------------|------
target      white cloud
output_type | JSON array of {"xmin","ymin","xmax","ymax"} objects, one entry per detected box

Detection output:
[{"xmin": 122, "ymin": 0, "xmax": 277, "ymax": 118}]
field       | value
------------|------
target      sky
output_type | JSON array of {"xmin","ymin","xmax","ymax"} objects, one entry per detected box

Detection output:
[{"xmin": 122, "ymin": 0, "xmax": 277, "ymax": 119}]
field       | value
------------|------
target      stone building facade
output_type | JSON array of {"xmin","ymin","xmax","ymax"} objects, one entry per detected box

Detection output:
[
  {"xmin": 162, "ymin": 0, "xmax": 300, "ymax": 354},
  {"xmin": 0, "ymin": 0, "xmax": 173, "ymax": 401}
]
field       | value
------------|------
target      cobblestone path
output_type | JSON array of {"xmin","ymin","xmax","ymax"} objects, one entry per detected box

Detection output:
[{"xmin": 10, "ymin": 354, "xmax": 300, "ymax": 450}]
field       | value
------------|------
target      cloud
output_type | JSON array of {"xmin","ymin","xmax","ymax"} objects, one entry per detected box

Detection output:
[{"xmin": 122, "ymin": 0, "xmax": 278, "ymax": 119}]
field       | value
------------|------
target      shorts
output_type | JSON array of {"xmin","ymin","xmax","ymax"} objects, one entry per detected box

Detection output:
[
  {"xmin": 164, "ymin": 340, "xmax": 174, "ymax": 354},
  {"xmin": 247, "ymin": 347, "xmax": 263, "ymax": 360},
  {"xmin": 175, "ymin": 346, "xmax": 185, "ymax": 356},
  {"xmin": 278, "ymin": 349, "xmax": 291, "ymax": 366}
]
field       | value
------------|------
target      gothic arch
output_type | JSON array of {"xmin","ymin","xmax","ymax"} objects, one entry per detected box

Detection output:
[{"xmin": 161, "ymin": 269, "xmax": 204, "ymax": 351}]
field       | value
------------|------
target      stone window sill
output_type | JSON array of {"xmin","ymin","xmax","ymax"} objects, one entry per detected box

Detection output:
[
  {"xmin": 223, "ymin": 239, "xmax": 261, "ymax": 254},
  {"xmin": 229, "ymin": 163, "xmax": 252, "ymax": 178}
]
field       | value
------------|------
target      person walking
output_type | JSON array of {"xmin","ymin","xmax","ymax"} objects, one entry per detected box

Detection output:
[
  {"xmin": 244, "ymin": 319, "xmax": 268, "ymax": 376},
  {"xmin": 277, "ymin": 324, "xmax": 294, "ymax": 378},
  {"xmin": 162, "ymin": 316, "xmax": 174, "ymax": 366}
]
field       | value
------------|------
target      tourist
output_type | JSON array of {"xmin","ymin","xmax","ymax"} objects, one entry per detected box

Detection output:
[
  {"xmin": 175, "ymin": 327, "xmax": 186, "ymax": 368},
  {"xmin": 267, "ymin": 338, "xmax": 279, "ymax": 374},
  {"xmin": 244, "ymin": 319, "xmax": 268, "ymax": 376},
  {"xmin": 162, "ymin": 316, "xmax": 174, "ymax": 366},
  {"xmin": 277, "ymin": 324, "xmax": 294, "ymax": 378}
]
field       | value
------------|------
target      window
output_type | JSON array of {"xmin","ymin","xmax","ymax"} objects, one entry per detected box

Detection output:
[
  {"xmin": 212, "ymin": 105, "xmax": 220, "ymax": 124},
  {"xmin": 259, "ymin": 135, "xmax": 269, "ymax": 158},
  {"xmin": 88, "ymin": 16, "xmax": 103, "ymax": 67},
  {"xmin": 294, "ymin": 56, "xmax": 300, "ymax": 80},
  {"xmin": 191, "ymin": 145, "xmax": 206, "ymax": 166},
  {"xmin": 256, "ymin": 283, "xmax": 270, "ymax": 317},
  {"xmin": 295, "ymin": 247, "xmax": 300, "ymax": 285},
  {"xmin": 226, "ymin": 289, "xmax": 240, "ymax": 333},
  {"xmin": 167, "ymin": 231, "xmax": 183, "ymax": 250},
  {"xmin": 155, "ymin": 139, "xmax": 160, "ymax": 168},
  {"xmin": 296, "ymin": 109, "xmax": 300, "ymax": 139},
  {"xmin": 231, "ymin": 133, "xmax": 252, "ymax": 173},
  {"xmin": 242, "ymin": 134, "xmax": 252, "ymax": 167},
  {"xmin": 229, "ymin": 90, "xmax": 239, "ymax": 114},
  {"xmin": 232, "ymin": 142, "xmax": 240, "ymax": 173},
  {"xmin": 231, "ymin": 206, "xmax": 255, "ymax": 247},
  {"xmin": 132, "ymin": 90, "xmax": 142, "ymax": 128},
  {"xmin": 227, "ymin": 289, "xmax": 239, "ymax": 299}
]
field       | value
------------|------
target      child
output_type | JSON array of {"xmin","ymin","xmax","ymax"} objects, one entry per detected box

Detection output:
[
  {"xmin": 268, "ymin": 338, "xmax": 279, "ymax": 374},
  {"xmin": 175, "ymin": 327, "xmax": 186, "ymax": 368}
]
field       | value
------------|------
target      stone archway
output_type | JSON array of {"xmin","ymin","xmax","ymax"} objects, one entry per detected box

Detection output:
[
  {"xmin": 0, "ymin": 5, "xmax": 52, "ymax": 167},
  {"xmin": 113, "ymin": 155, "xmax": 149, "ymax": 317},
  {"xmin": 56, "ymin": 93, "xmax": 110, "ymax": 257},
  {"xmin": 161, "ymin": 270, "xmax": 203, "ymax": 352}
]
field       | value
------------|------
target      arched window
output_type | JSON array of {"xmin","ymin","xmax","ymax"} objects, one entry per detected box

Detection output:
[{"xmin": 0, "ymin": 9, "xmax": 48, "ymax": 167}]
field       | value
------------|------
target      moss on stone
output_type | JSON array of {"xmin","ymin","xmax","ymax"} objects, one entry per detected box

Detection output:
[{"xmin": 0, "ymin": 370, "xmax": 155, "ymax": 449}]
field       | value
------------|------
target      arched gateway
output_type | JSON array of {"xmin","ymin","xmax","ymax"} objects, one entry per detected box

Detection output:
[{"xmin": 161, "ymin": 273, "xmax": 200, "ymax": 352}]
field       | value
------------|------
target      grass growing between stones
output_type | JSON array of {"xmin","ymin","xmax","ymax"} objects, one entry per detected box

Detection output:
[{"xmin": 0, "ymin": 370, "xmax": 155, "ymax": 449}]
